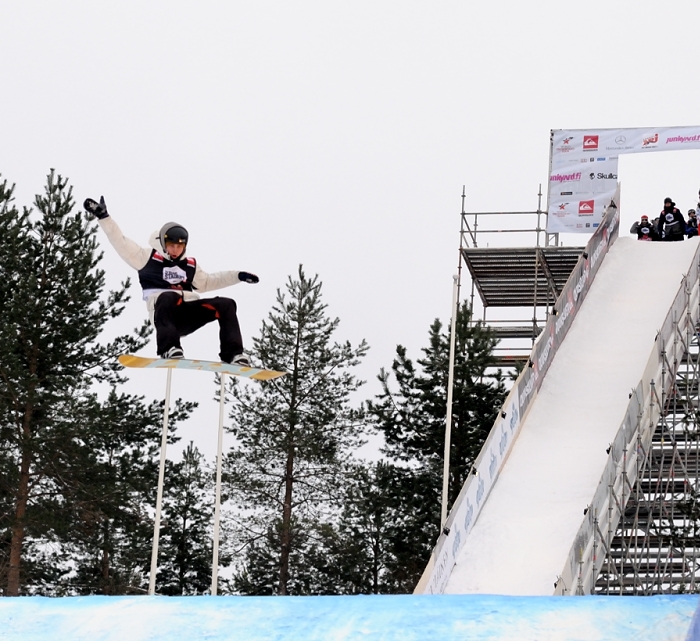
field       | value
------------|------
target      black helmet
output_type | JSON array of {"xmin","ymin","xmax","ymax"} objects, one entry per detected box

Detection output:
[{"xmin": 159, "ymin": 222, "xmax": 188, "ymax": 251}]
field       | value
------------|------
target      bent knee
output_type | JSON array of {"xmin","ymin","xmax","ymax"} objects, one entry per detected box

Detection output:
[{"xmin": 213, "ymin": 297, "xmax": 237, "ymax": 313}]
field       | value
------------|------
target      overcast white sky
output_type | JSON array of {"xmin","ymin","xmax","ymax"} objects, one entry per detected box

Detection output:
[{"xmin": 3, "ymin": 1, "xmax": 700, "ymax": 458}]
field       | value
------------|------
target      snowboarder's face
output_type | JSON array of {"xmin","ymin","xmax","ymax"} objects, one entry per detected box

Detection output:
[{"xmin": 165, "ymin": 241, "xmax": 185, "ymax": 260}]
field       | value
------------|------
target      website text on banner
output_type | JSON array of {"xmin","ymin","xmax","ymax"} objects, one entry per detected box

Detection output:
[
  {"xmin": 547, "ymin": 126, "xmax": 700, "ymax": 234},
  {"xmin": 416, "ymin": 188, "xmax": 621, "ymax": 595}
]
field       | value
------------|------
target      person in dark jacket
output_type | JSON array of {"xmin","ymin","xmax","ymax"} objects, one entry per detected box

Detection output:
[
  {"xmin": 687, "ymin": 209, "xmax": 699, "ymax": 238},
  {"xmin": 630, "ymin": 215, "xmax": 659, "ymax": 241},
  {"xmin": 658, "ymin": 197, "xmax": 685, "ymax": 241}
]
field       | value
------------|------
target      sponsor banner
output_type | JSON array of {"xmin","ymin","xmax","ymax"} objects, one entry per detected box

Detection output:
[
  {"xmin": 548, "ymin": 187, "xmax": 618, "ymax": 234},
  {"xmin": 548, "ymin": 126, "xmax": 700, "ymax": 233},
  {"xmin": 521, "ymin": 188, "xmax": 620, "ymax": 410},
  {"xmin": 422, "ymin": 190, "xmax": 621, "ymax": 594}
]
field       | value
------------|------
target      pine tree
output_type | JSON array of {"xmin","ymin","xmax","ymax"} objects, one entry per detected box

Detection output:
[
  {"xmin": 223, "ymin": 266, "xmax": 368, "ymax": 595},
  {"xmin": 157, "ymin": 442, "xmax": 215, "ymax": 595},
  {"xmin": 315, "ymin": 460, "xmax": 395, "ymax": 594},
  {"xmin": 0, "ymin": 171, "xmax": 151, "ymax": 595},
  {"xmin": 367, "ymin": 302, "xmax": 506, "ymax": 591},
  {"xmin": 60, "ymin": 391, "xmax": 194, "ymax": 595}
]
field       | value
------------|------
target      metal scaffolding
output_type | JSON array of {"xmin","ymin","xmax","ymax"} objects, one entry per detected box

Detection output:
[
  {"xmin": 458, "ymin": 187, "xmax": 585, "ymax": 366},
  {"xmin": 594, "ymin": 334, "xmax": 700, "ymax": 595}
]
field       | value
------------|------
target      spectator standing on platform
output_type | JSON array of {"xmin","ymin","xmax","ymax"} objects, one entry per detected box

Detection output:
[
  {"xmin": 630, "ymin": 215, "xmax": 659, "ymax": 241},
  {"xmin": 657, "ymin": 198, "xmax": 685, "ymax": 242},
  {"xmin": 687, "ymin": 210, "xmax": 698, "ymax": 238}
]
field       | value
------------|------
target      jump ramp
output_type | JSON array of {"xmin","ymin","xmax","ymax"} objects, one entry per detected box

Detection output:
[{"xmin": 417, "ymin": 202, "xmax": 700, "ymax": 596}]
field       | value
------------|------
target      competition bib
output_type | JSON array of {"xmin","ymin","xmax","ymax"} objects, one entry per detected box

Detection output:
[{"xmin": 162, "ymin": 265, "xmax": 187, "ymax": 285}]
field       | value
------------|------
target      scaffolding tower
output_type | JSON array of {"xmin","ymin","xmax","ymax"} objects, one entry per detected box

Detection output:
[
  {"xmin": 594, "ymin": 335, "xmax": 700, "ymax": 595},
  {"xmin": 458, "ymin": 187, "xmax": 585, "ymax": 366}
]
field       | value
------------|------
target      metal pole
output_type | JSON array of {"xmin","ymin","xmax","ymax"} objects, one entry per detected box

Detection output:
[
  {"xmin": 545, "ymin": 130, "xmax": 554, "ymax": 247},
  {"xmin": 211, "ymin": 373, "xmax": 227, "ymax": 595},
  {"xmin": 457, "ymin": 186, "xmax": 466, "ymax": 308},
  {"xmin": 441, "ymin": 274, "xmax": 460, "ymax": 528},
  {"xmin": 149, "ymin": 367, "xmax": 173, "ymax": 596}
]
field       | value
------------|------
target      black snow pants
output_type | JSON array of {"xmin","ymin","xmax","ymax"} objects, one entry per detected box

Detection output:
[{"xmin": 153, "ymin": 292, "xmax": 244, "ymax": 361}]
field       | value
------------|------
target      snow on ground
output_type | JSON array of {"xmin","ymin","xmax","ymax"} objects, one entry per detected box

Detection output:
[
  {"xmin": 446, "ymin": 237, "xmax": 700, "ymax": 595},
  {"xmin": 0, "ymin": 594, "xmax": 697, "ymax": 641}
]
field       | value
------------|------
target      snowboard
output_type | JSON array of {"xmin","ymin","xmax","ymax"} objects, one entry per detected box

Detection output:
[{"xmin": 118, "ymin": 355, "xmax": 286, "ymax": 381}]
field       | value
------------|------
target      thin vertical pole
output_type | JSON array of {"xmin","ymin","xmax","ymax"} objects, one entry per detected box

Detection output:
[
  {"xmin": 545, "ymin": 130, "xmax": 554, "ymax": 246},
  {"xmin": 211, "ymin": 373, "xmax": 227, "ymax": 595},
  {"xmin": 457, "ymin": 186, "xmax": 466, "ymax": 308},
  {"xmin": 532, "ymin": 184, "xmax": 544, "ymax": 346},
  {"xmin": 441, "ymin": 274, "xmax": 460, "ymax": 528},
  {"xmin": 536, "ymin": 184, "xmax": 543, "ymax": 248},
  {"xmin": 149, "ymin": 367, "xmax": 173, "ymax": 596}
]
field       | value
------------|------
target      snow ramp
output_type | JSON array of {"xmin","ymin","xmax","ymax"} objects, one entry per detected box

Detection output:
[{"xmin": 417, "ymin": 200, "xmax": 700, "ymax": 596}]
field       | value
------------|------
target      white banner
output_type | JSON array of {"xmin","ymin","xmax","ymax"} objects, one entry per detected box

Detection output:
[{"xmin": 547, "ymin": 126, "xmax": 700, "ymax": 233}]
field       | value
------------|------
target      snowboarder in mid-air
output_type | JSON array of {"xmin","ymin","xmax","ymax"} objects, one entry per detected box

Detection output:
[{"xmin": 85, "ymin": 196, "xmax": 258, "ymax": 365}]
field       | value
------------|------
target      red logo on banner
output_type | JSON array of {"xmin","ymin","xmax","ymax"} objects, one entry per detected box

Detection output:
[
  {"xmin": 583, "ymin": 135, "xmax": 599, "ymax": 151},
  {"xmin": 642, "ymin": 133, "xmax": 658, "ymax": 146},
  {"xmin": 579, "ymin": 200, "xmax": 595, "ymax": 215}
]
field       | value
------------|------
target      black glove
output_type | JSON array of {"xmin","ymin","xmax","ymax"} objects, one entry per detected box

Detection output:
[
  {"xmin": 84, "ymin": 196, "xmax": 109, "ymax": 219},
  {"xmin": 238, "ymin": 271, "xmax": 259, "ymax": 284}
]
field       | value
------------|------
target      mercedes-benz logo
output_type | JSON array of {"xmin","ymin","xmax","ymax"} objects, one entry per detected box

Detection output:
[{"xmin": 615, "ymin": 135, "xmax": 626, "ymax": 144}]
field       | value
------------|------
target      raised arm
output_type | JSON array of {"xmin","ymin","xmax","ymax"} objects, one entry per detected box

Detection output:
[{"xmin": 85, "ymin": 197, "xmax": 152, "ymax": 270}]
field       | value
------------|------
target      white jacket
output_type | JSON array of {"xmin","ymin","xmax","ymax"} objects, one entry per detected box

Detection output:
[{"xmin": 98, "ymin": 216, "xmax": 242, "ymax": 322}]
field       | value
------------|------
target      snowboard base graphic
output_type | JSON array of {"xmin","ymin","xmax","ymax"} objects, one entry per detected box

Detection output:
[{"xmin": 118, "ymin": 355, "xmax": 286, "ymax": 381}]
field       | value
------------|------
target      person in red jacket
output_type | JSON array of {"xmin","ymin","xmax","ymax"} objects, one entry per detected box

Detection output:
[
  {"xmin": 657, "ymin": 198, "xmax": 685, "ymax": 242},
  {"xmin": 85, "ymin": 196, "xmax": 258, "ymax": 365}
]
